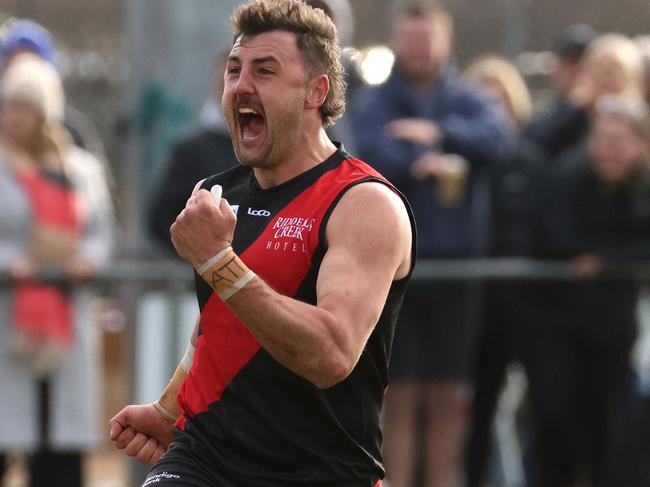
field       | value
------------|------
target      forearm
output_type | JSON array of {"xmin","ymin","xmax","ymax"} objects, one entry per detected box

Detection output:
[
  {"xmin": 153, "ymin": 365, "xmax": 186, "ymax": 421},
  {"xmin": 227, "ymin": 278, "xmax": 347, "ymax": 388},
  {"xmin": 439, "ymin": 114, "xmax": 511, "ymax": 163},
  {"xmin": 153, "ymin": 319, "xmax": 199, "ymax": 420},
  {"xmin": 197, "ymin": 249, "xmax": 348, "ymax": 388}
]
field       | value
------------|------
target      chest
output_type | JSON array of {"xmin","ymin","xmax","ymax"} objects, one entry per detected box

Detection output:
[{"xmin": 227, "ymin": 189, "xmax": 327, "ymax": 298}]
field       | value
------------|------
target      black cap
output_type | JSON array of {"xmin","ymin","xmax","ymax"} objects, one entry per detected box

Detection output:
[{"xmin": 554, "ymin": 24, "xmax": 597, "ymax": 61}]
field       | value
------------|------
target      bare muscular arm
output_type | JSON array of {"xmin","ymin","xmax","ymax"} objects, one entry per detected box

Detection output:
[{"xmin": 171, "ymin": 182, "xmax": 412, "ymax": 389}]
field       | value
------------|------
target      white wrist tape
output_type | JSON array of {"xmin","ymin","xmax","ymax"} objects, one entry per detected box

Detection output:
[
  {"xmin": 196, "ymin": 246, "xmax": 232, "ymax": 276},
  {"xmin": 152, "ymin": 399, "xmax": 177, "ymax": 422},
  {"xmin": 218, "ymin": 270, "xmax": 256, "ymax": 301}
]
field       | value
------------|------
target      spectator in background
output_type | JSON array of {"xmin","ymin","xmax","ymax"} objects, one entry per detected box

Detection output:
[
  {"xmin": 0, "ymin": 18, "xmax": 108, "ymax": 159},
  {"xmin": 350, "ymin": 2, "xmax": 511, "ymax": 486},
  {"xmin": 463, "ymin": 56, "xmax": 533, "ymax": 128},
  {"xmin": 149, "ymin": 49, "xmax": 238, "ymax": 253},
  {"xmin": 571, "ymin": 34, "xmax": 644, "ymax": 106},
  {"xmin": 461, "ymin": 55, "xmax": 543, "ymax": 487},
  {"xmin": 526, "ymin": 31, "xmax": 644, "ymax": 159},
  {"xmin": 525, "ymin": 95, "xmax": 650, "ymax": 487},
  {"xmin": 523, "ymin": 24, "xmax": 596, "ymax": 157},
  {"xmin": 0, "ymin": 54, "xmax": 114, "ymax": 487},
  {"xmin": 523, "ymin": 24, "xmax": 594, "ymax": 157}
]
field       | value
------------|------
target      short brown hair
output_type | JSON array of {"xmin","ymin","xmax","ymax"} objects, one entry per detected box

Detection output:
[
  {"xmin": 231, "ymin": 0, "xmax": 346, "ymax": 127},
  {"xmin": 303, "ymin": 0, "xmax": 334, "ymax": 22},
  {"xmin": 397, "ymin": 0, "xmax": 454, "ymax": 35}
]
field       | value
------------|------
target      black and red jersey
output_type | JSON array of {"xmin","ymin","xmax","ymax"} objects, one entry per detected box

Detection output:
[{"xmin": 174, "ymin": 146, "xmax": 416, "ymax": 486}]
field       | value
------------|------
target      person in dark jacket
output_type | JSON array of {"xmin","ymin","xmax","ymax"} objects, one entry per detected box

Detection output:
[
  {"xmin": 523, "ymin": 95, "xmax": 650, "ymax": 487},
  {"xmin": 149, "ymin": 49, "xmax": 239, "ymax": 253},
  {"xmin": 350, "ymin": 3, "xmax": 512, "ymax": 486},
  {"xmin": 523, "ymin": 24, "xmax": 596, "ymax": 158},
  {"xmin": 461, "ymin": 55, "xmax": 544, "ymax": 487},
  {"xmin": 525, "ymin": 32, "xmax": 644, "ymax": 160}
]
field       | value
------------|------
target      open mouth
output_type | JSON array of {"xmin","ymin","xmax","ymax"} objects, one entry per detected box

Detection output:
[{"xmin": 237, "ymin": 106, "xmax": 266, "ymax": 141}]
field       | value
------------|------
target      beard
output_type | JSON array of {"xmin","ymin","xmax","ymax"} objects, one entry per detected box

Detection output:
[{"xmin": 226, "ymin": 97, "xmax": 304, "ymax": 170}]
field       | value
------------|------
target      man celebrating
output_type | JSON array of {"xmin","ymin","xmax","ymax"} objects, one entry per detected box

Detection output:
[{"xmin": 110, "ymin": 1, "xmax": 415, "ymax": 486}]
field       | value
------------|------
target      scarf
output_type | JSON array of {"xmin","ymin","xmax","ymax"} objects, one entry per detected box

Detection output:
[{"xmin": 9, "ymin": 165, "xmax": 81, "ymax": 377}]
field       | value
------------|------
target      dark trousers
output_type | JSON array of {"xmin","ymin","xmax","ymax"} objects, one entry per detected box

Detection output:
[
  {"xmin": 465, "ymin": 282, "xmax": 530, "ymax": 487},
  {"xmin": 519, "ymin": 284, "xmax": 637, "ymax": 487},
  {"xmin": 0, "ymin": 448, "xmax": 81, "ymax": 487},
  {"xmin": 29, "ymin": 379, "xmax": 82, "ymax": 487},
  {"xmin": 29, "ymin": 450, "xmax": 82, "ymax": 487}
]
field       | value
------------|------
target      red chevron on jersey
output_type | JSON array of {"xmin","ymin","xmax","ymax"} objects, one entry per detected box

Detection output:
[
  {"xmin": 177, "ymin": 157, "xmax": 388, "ymax": 422},
  {"xmin": 176, "ymin": 298, "xmax": 259, "ymax": 428}
]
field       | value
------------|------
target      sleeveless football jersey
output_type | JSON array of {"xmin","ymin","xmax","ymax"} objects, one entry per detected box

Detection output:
[{"xmin": 174, "ymin": 146, "xmax": 416, "ymax": 486}]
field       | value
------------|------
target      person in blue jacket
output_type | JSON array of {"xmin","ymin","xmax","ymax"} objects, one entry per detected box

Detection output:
[{"xmin": 350, "ymin": 2, "xmax": 512, "ymax": 486}]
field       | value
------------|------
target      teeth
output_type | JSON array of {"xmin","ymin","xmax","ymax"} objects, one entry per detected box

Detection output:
[{"xmin": 238, "ymin": 107, "xmax": 258, "ymax": 115}]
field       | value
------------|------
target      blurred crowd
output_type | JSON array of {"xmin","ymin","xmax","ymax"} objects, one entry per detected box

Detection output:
[
  {"xmin": 1, "ymin": 1, "xmax": 650, "ymax": 486},
  {"xmin": 0, "ymin": 18, "xmax": 115, "ymax": 487},
  {"xmin": 349, "ymin": 4, "xmax": 650, "ymax": 487}
]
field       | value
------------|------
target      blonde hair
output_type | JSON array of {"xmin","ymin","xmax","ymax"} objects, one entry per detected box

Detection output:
[
  {"xmin": 1, "ymin": 53, "xmax": 70, "ymax": 169},
  {"xmin": 463, "ymin": 55, "xmax": 532, "ymax": 125},
  {"xmin": 231, "ymin": 0, "xmax": 346, "ymax": 127},
  {"xmin": 1, "ymin": 53, "xmax": 64, "ymax": 123},
  {"xmin": 583, "ymin": 33, "xmax": 645, "ymax": 99}
]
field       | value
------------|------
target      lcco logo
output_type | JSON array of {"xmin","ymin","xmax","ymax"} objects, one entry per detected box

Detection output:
[{"xmin": 247, "ymin": 208, "xmax": 271, "ymax": 217}]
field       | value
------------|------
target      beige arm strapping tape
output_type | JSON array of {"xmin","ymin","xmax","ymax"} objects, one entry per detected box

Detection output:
[
  {"xmin": 198, "ymin": 247, "xmax": 256, "ymax": 301},
  {"xmin": 180, "ymin": 341, "xmax": 195, "ymax": 373},
  {"xmin": 153, "ymin": 332, "xmax": 197, "ymax": 421},
  {"xmin": 153, "ymin": 363, "xmax": 186, "ymax": 422}
]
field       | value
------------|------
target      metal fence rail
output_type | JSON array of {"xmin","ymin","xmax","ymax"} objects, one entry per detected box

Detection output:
[{"xmin": 4, "ymin": 257, "xmax": 650, "ymax": 285}]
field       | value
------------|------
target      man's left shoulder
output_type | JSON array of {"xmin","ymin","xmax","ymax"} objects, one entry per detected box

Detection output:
[
  {"xmin": 335, "ymin": 181, "xmax": 410, "ymax": 229},
  {"xmin": 327, "ymin": 181, "xmax": 414, "ymax": 277}
]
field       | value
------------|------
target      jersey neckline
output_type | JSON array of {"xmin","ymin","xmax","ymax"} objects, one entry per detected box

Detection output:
[{"xmin": 248, "ymin": 143, "xmax": 349, "ymax": 197}]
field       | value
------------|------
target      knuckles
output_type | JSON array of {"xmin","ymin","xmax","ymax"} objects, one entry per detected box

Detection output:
[
  {"xmin": 125, "ymin": 432, "xmax": 147, "ymax": 456},
  {"xmin": 115, "ymin": 427, "xmax": 136, "ymax": 449}
]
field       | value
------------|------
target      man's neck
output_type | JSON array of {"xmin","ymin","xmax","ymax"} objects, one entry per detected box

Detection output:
[{"xmin": 253, "ymin": 128, "xmax": 337, "ymax": 189}]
